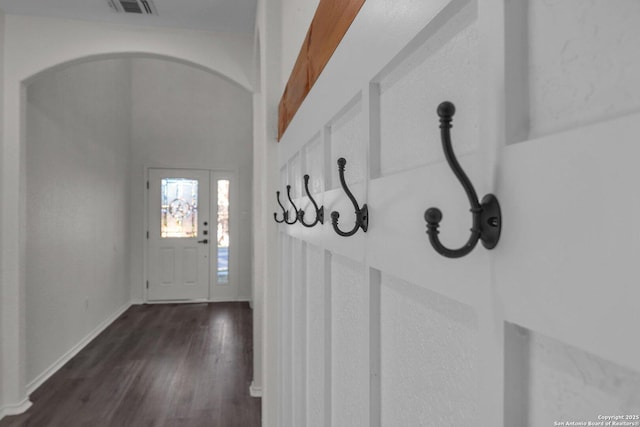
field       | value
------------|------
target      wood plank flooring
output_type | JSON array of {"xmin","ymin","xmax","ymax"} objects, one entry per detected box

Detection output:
[{"xmin": 0, "ymin": 302, "xmax": 261, "ymax": 427}]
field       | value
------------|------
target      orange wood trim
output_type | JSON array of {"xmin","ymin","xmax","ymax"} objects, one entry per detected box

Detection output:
[{"xmin": 278, "ymin": 0, "xmax": 366, "ymax": 141}]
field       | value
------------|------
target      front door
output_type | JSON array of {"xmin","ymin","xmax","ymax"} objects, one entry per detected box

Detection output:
[{"xmin": 147, "ymin": 168, "xmax": 210, "ymax": 301}]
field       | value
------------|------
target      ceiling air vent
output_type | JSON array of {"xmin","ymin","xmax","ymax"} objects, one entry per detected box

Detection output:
[{"xmin": 108, "ymin": 0, "xmax": 157, "ymax": 15}]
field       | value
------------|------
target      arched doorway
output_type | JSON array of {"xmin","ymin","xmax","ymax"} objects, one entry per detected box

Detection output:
[{"xmin": 1, "ymin": 21, "xmax": 254, "ymax": 412}]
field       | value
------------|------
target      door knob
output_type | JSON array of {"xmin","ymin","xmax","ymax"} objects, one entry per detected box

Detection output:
[{"xmin": 197, "ymin": 239, "xmax": 208, "ymax": 244}]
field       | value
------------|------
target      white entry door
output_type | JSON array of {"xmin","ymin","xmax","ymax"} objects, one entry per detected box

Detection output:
[{"xmin": 148, "ymin": 168, "xmax": 210, "ymax": 301}]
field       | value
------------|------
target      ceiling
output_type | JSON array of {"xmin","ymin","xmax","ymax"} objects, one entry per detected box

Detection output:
[{"xmin": 0, "ymin": 0, "xmax": 257, "ymax": 33}]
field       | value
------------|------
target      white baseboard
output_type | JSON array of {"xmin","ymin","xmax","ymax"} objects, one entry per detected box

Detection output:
[
  {"xmin": 249, "ymin": 381, "xmax": 263, "ymax": 397},
  {"xmin": 130, "ymin": 299, "xmax": 145, "ymax": 305},
  {"xmin": 0, "ymin": 397, "xmax": 32, "ymax": 420},
  {"xmin": 208, "ymin": 297, "xmax": 251, "ymax": 303},
  {"xmin": 26, "ymin": 302, "xmax": 132, "ymax": 395},
  {"xmin": 144, "ymin": 297, "xmax": 251, "ymax": 304}
]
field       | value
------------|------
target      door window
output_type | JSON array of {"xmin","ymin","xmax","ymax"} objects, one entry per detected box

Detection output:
[
  {"xmin": 160, "ymin": 178, "xmax": 198, "ymax": 238},
  {"xmin": 217, "ymin": 179, "xmax": 230, "ymax": 284}
]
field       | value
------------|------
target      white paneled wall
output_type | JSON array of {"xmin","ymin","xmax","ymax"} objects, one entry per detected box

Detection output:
[
  {"xmin": 288, "ymin": 153, "xmax": 303, "ymax": 199},
  {"xmin": 275, "ymin": 0, "xmax": 640, "ymax": 426},
  {"xmin": 527, "ymin": 331, "xmax": 640, "ymax": 425},
  {"xmin": 528, "ymin": 0, "xmax": 640, "ymax": 138},
  {"xmin": 328, "ymin": 96, "xmax": 366, "ymax": 189},
  {"xmin": 380, "ymin": 272, "xmax": 478, "ymax": 426},
  {"xmin": 279, "ymin": 234, "xmax": 293, "ymax": 427},
  {"xmin": 506, "ymin": 324, "xmax": 640, "ymax": 426},
  {"xmin": 330, "ymin": 255, "xmax": 369, "ymax": 427},
  {"xmin": 291, "ymin": 239, "xmax": 307, "ymax": 427},
  {"xmin": 303, "ymin": 134, "xmax": 324, "ymax": 195},
  {"xmin": 305, "ymin": 243, "xmax": 328, "ymax": 427},
  {"xmin": 378, "ymin": 0, "xmax": 478, "ymax": 177}
]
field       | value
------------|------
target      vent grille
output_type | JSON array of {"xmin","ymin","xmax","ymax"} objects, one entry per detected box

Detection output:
[
  {"xmin": 108, "ymin": 0, "xmax": 157, "ymax": 15},
  {"xmin": 122, "ymin": 0, "xmax": 143, "ymax": 13}
]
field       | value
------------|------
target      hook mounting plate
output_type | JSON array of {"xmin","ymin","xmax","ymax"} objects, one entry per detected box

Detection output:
[
  {"xmin": 358, "ymin": 205, "xmax": 369, "ymax": 232},
  {"xmin": 479, "ymin": 194, "xmax": 501, "ymax": 249}
]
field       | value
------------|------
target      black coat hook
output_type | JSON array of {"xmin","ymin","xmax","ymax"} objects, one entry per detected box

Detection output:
[
  {"xmin": 284, "ymin": 185, "xmax": 299, "ymax": 225},
  {"xmin": 331, "ymin": 158, "xmax": 368, "ymax": 236},
  {"xmin": 273, "ymin": 190, "xmax": 288, "ymax": 223},
  {"xmin": 424, "ymin": 101, "xmax": 501, "ymax": 258},
  {"xmin": 298, "ymin": 174, "xmax": 324, "ymax": 227}
]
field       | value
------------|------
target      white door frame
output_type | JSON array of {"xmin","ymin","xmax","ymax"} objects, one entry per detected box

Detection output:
[{"xmin": 143, "ymin": 166, "xmax": 239, "ymax": 303}]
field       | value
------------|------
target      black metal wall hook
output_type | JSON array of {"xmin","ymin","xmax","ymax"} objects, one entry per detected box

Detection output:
[
  {"xmin": 424, "ymin": 101, "xmax": 502, "ymax": 258},
  {"xmin": 298, "ymin": 174, "xmax": 324, "ymax": 227},
  {"xmin": 274, "ymin": 191, "xmax": 288, "ymax": 223},
  {"xmin": 284, "ymin": 185, "xmax": 299, "ymax": 225},
  {"xmin": 331, "ymin": 158, "xmax": 368, "ymax": 236}
]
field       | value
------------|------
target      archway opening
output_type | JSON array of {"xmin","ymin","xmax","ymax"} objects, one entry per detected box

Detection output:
[{"xmin": 23, "ymin": 54, "xmax": 254, "ymax": 393}]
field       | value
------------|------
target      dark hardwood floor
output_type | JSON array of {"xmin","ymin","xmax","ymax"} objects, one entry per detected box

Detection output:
[{"xmin": 0, "ymin": 302, "xmax": 261, "ymax": 427}]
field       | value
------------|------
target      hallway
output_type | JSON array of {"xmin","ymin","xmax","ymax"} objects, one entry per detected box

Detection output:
[{"xmin": 0, "ymin": 303, "xmax": 260, "ymax": 427}]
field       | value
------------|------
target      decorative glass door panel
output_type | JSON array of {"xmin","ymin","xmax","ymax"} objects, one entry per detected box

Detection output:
[{"xmin": 161, "ymin": 178, "xmax": 199, "ymax": 238}]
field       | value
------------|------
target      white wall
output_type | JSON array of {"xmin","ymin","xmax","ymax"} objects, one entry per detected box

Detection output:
[
  {"xmin": 255, "ymin": 0, "xmax": 284, "ymax": 424},
  {"xmin": 527, "ymin": 0, "xmax": 640, "ymax": 139},
  {"xmin": 0, "ymin": 9, "xmax": 5, "ymax": 414},
  {"xmin": 280, "ymin": 0, "xmax": 319, "ymax": 89},
  {"xmin": 24, "ymin": 58, "xmax": 132, "ymax": 386},
  {"xmin": 525, "ymin": 328, "xmax": 640, "ymax": 425},
  {"xmin": 129, "ymin": 57, "xmax": 253, "ymax": 302},
  {"xmin": 3, "ymin": 15, "xmax": 254, "ymax": 92}
]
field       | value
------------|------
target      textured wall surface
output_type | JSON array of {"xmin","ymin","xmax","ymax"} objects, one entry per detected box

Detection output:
[
  {"xmin": 304, "ymin": 134, "xmax": 324, "ymax": 196},
  {"xmin": 378, "ymin": 0, "xmax": 478, "ymax": 177},
  {"xmin": 279, "ymin": 166, "xmax": 290, "ymax": 221},
  {"xmin": 279, "ymin": 234, "xmax": 293, "ymax": 427},
  {"xmin": 528, "ymin": 0, "xmax": 640, "ymax": 137},
  {"xmin": 331, "ymin": 255, "xmax": 369, "ymax": 427},
  {"xmin": 306, "ymin": 244, "xmax": 327, "ymax": 427},
  {"xmin": 526, "ymin": 330, "xmax": 640, "ymax": 426},
  {"xmin": 291, "ymin": 239, "xmax": 307, "ymax": 427},
  {"xmin": 288, "ymin": 152, "xmax": 302, "ymax": 198},
  {"xmin": 25, "ymin": 58, "xmax": 132, "ymax": 384},
  {"xmin": 329, "ymin": 97, "xmax": 365, "ymax": 189},
  {"xmin": 280, "ymin": 166, "xmax": 288, "ymax": 189},
  {"xmin": 380, "ymin": 273, "xmax": 478, "ymax": 426}
]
